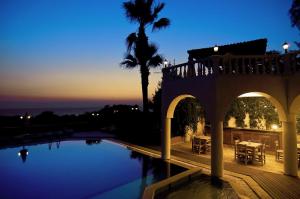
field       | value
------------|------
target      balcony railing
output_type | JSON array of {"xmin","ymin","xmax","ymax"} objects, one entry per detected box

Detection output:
[{"xmin": 163, "ymin": 51, "xmax": 300, "ymax": 80}]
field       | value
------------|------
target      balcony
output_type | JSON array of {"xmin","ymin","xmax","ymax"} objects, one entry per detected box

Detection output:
[{"xmin": 163, "ymin": 51, "xmax": 300, "ymax": 80}]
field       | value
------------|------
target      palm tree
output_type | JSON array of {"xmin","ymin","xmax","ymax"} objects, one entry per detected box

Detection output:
[
  {"xmin": 290, "ymin": 0, "xmax": 300, "ymax": 47},
  {"xmin": 122, "ymin": 0, "xmax": 170, "ymax": 112},
  {"xmin": 121, "ymin": 43, "xmax": 163, "ymax": 110},
  {"xmin": 290, "ymin": 0, "xmax": 300, "ymax": 29}
]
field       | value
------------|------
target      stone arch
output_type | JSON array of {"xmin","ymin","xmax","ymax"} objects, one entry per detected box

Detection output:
[
  {"xmin": 166, "ymin": 94, "xmax": 195, "ymax": 118},
  {"xmin": 222, "ymin": 91, "xmax": 287, "ymax": 122},
  {"xmin": 162, "ymin": 93, "xmax": 209, "ymax": 161}
]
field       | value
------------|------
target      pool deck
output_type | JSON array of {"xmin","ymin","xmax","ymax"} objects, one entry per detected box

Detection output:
[
  {"xmin": 128, "ymin": 141, "xmax": 300, "ymax": 199},
  {"xmin": 170, "ymin": 145, "xmax": 300, "ymax": 199}
]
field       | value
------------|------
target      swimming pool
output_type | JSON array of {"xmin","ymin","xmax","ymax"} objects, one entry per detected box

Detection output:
[
  {"xmin": 155, "ymin": 174, "xmax": 239, "ymax": 199},
  {"xmin": 0, "ymin": 139, "xmax": 186, "ymax": 199}
]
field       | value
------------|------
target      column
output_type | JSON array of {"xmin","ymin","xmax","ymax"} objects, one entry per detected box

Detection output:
[
  {"xmin": 211, "ymin": 120, "xmax": 224, "ymax": 178},
  {"xmin": 283, "ymin": 114, "xmax": 298, "ymax": 176},
  {"xmin": 162, "ymin": 117, "xmax": 171, "ymax": 160}
]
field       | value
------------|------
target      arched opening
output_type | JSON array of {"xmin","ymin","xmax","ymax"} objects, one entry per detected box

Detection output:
[
  {"xmin": 170, "ymin": 98, "xmax": 210, "ymax": 156},
  {"xmin": 222, "ymin": 91, "xmax": 286, "ymax": 173},
  {"xmin": 162, "ymin": 94, "xmax": 209, "ymax": 161}
]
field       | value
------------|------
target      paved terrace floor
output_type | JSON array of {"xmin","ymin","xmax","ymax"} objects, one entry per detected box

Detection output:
[{"xmin": 168, "ymin": 142, "xmax": 300, "ymax": 199}]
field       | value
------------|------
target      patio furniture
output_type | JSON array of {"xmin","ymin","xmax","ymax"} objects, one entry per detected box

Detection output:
[
  {"xmin": 237, "ymin": 141, "xmax": 263, "ymax": 165},
  {"xmin": 192, "ymin": 136, "xmax": 209, "ymax": 154},
  {"xmin": 275, "ymin": 140, "xmax": 283, "ymax": 161},
  {"xmin": 236, "ymin": 143, "xmax": 249, "ymax": 165},
  {"xmin": 234, "ymin": 139, "xmax": 240, "ymax": 160},
  {"xmin": 205, "ymin": 139, "xmax": 211, "ymax": 152},
  {"xmin": 192, "ymin": 137, "xmax": 202, "ymax": 154},
  {"xmin": 255, "ymin": 144, "xmax": 266, "ymax": 165}
]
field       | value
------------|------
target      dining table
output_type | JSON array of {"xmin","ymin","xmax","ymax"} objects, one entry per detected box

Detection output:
[
  {"xmin": 192, "ymin": 135, "xmax": 211, "ymax": 154},
  {"xmin": 237, "ymin": 141, "xmax": 263, "ymax": 164},
  {"xmin": 239, "ymin": 141, "xmax": 262, "ymax": 148}
]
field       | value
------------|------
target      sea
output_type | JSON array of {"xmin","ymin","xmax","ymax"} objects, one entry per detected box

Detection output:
[{"xmin": 0, "ymin": 107, "xmax": 102, "ymax": 116}]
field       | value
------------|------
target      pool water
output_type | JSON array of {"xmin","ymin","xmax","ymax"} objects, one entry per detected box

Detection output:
[
  {"xmin": 156, "ymin": 174, "xmax": 239, "ymax": 199},
  {"xmin": 0, "ymin": 139, "xmax": 186, "ymax": 199}
]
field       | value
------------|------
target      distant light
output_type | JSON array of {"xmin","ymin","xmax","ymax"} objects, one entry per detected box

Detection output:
[
  {"xmin": 92, "ymin": 113, "xmax": 95, "ymax": 116},
  {"xmin": 238, "ymin": 92, "xmax": 263, "ymax": 98},
  {"xmin": 96, "ymin": 113, "xmax": 99, "ymax": 116},
  {"xmin": 27, "ymin": 115, "xmax": 31, "ymax": 119},
  {"xmin": 271, "ymin": 124, "xmax": 279, "ymax": 130},
  {"xmin": 214, "ymin": 45, "xmax": 219, "ymax": 52},
  {"xmin": 26, "ymin": 152, "xmax": 29, "ymax": 155},
  {"xmin": 20, "ymin": 116, "xmax": 23, "ymax": 119},
  {"xmin": 18, "ymin": 152, "xmax": 21, "ymax": 156},
  {"xmin": 163, "ymin": 59, "xmax": 168, "ymax": 67},
  {"xmin": 131, "ymin": 107, "xmax": 134, "ymax": 110},
  {"xmin": 135, "ymin": 107, "xmax": 138, "ymax": 110}
]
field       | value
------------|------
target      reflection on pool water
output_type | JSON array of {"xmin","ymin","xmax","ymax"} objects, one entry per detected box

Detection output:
[{"xmin": 0, "ymin": 139, "xmax": 186, "ymax": 199}]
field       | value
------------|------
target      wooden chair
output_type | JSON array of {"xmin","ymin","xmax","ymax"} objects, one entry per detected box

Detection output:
[
  {"xmin": 246, "ymin": 146, "xmax": 255, "ymax": 164},
  {"xmin": 275, "ymin": 140, "xmax": 283, "ymax": 161},
  {"xmin": 205, "ymin": 139, "xmax": 211, "ymax": 152},
  {"xmin": 234, "ymin": 139, "xmax": 240, "ymax": 160},
  {"xmin": 255, "ymin": 144, "xmax": 266, "ymax": 165},
  {"xmin": 192, "ymin": 137, "xmax": 202, "ymax": 154},
  {"xmin": 237, "ymin": 143, "xmax": 249, "ymax": 165}
]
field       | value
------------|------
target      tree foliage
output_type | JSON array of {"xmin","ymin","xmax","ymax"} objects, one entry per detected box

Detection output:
[
  {"xmin": 289, "ymin": 0, "xmax": 300, "ymax": 47},
  {"xmin": 225, "ymin": 97, "xmax": 280, "ymax": 130},
  {"xmin": 172, "ymin": 98, "xmax": 205, "ymax": 137}
]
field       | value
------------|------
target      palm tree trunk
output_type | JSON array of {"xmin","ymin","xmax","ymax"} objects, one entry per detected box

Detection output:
[
  {"xmin": 137, "ymin": 25, "xmax": 150, "ymax": 113},
  {"xmin": 141, "ymin": 67, "xmax": 149, "ymax": 113}
]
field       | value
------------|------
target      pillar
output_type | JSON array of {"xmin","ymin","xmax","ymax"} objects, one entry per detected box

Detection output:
[
  {"xmin": 211, "ymin": 120, "xmax": 224, "ymax": 178},
  {"xmin": 283, "ymin": 114, "xmax": 298, "ymax": 176},
  {"xmin": 162, "ymin": 117, "xmax": 171, "ymax": 160}
]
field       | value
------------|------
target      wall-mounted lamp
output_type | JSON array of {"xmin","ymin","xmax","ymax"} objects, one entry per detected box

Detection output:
[
  {"xmin": 214, "ymin": 45, "xmax": 219, "ymax": 53},
  {"xmin": 282, "ymin": 42, "xmax": 289, "ymax": 53}
]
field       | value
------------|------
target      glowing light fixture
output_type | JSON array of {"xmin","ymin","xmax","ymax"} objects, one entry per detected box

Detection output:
[
  {"xmin": 282, "ymin": 42, "xmax": 289, "ymax": 53},
  {"xmin": 214, "ymin": 45, "xmax": 219, "ymax": 52},
  {"xmin": 27, "ymin": 115, "xmax": 31, "ymax": 119},
  {"xmin": 271, "ymin": 124, "xmax": 279, "ymax": 130},
  {"xmin": 18, "ymin": 152, "xmax": 21, "ymax": 156},
  {"xmin": 238, "ymin": 92, "xmax": 263, "ymax": 98},
  {"xmin": 20, "ymin": 116, "xmax": 23, "ymax": 119},
  {"xmin": 163, "ymin": 59, "xmax": 168, "ymax": 67},
  {"xmin": 92, "ymin": 113, "xmax": 95, "ymax": 116}
]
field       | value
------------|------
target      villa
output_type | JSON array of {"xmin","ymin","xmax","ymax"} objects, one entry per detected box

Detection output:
[{"xmin": 151, "ymin": 38, "xmax": 300, "ymax": 197}]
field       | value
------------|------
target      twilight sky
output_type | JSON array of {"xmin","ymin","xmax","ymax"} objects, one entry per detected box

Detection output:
[{"xmin": 0, "ymin": 0, "xmax": 299, "ymax": 108}]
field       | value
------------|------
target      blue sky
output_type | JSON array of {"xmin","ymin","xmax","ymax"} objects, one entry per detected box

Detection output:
[{"xmin": 0, "ymin": 0, "xmax": 298, "ymax": 108}]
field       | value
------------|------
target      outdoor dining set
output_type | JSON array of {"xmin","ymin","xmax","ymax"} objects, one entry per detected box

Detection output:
[
  {"xmin": 234, "ymin": 140, "xmax": 266, "ymax": 165},
  {"xmin": 192, "ymin": 135, "xmax": 211, "ymax": 154},
  {"xmin": 192, "ymin": 135, "xmax": 300, "ymax": 167}
]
